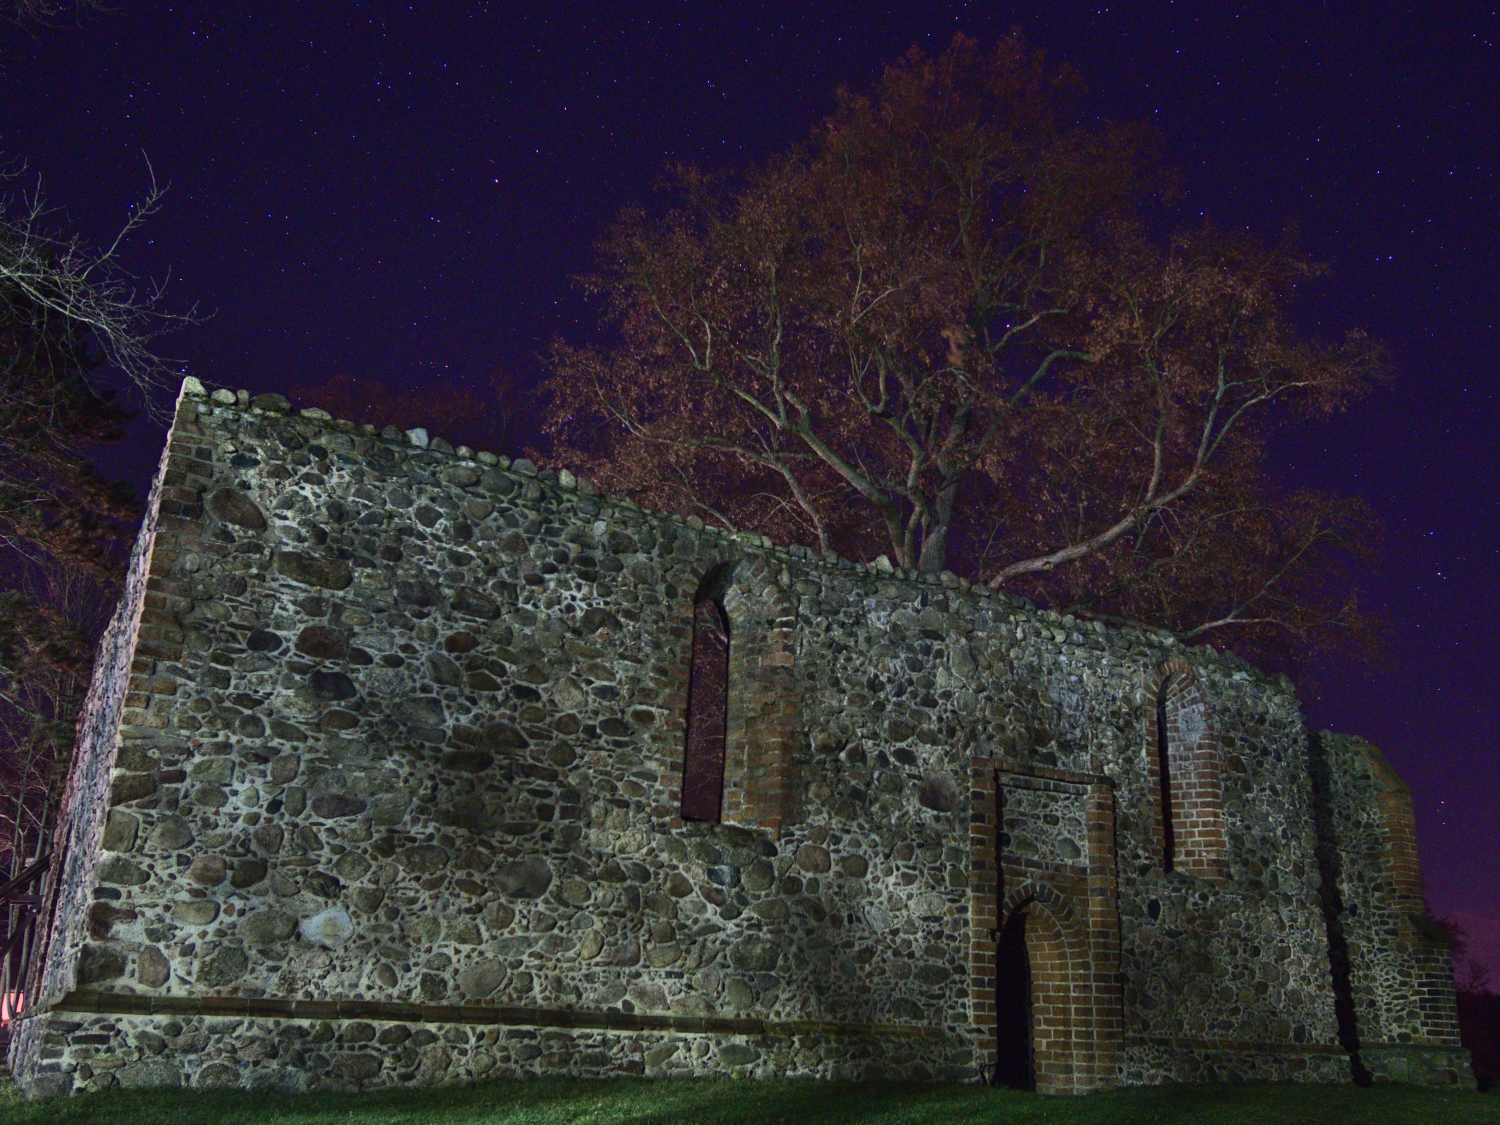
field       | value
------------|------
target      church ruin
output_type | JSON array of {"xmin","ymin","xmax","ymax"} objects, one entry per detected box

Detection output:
[{"xmin": 7, "ymin": 378, "xmax": 1472, "ymax": 1095}]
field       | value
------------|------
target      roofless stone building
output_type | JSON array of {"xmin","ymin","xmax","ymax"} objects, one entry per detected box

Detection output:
[{"xmin": 8, "ymin": 379, "xmax": 1472, "ymax": 1095}]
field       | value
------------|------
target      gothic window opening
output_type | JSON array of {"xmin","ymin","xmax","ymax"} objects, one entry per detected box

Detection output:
[
  {"xmin": 1156, "ymin": 676, "xmax": 1177, "ymax": 872},
  {"xmin": 1150, "ymin": 662, "xmax": 1226, "ymax": 880},
  {"xmin": 681, "ymin": 597, "xmax": 730, "ymax": 822}
]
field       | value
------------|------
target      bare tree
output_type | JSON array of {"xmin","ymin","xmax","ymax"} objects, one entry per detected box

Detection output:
[
  {"xmin": 4, "ymin": 0, "xmax": 106, "ymax": 26},
  {"xmin": 0, "ymin": 160, "xmax": 194, "ymax": 904},
  {"xmin": 546, "ymin": 35, "xmax": 1384, "ymax": 663}
]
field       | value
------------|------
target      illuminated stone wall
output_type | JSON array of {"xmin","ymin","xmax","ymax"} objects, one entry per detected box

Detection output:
[{"xmin": 9, "ymin": 379, "xmax": 1467, "ymax": 1095}]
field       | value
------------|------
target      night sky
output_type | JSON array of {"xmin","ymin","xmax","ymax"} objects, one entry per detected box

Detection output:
[{"xmin": 2, "ymin": 4, "xmax": 1496, "ymax": 974}]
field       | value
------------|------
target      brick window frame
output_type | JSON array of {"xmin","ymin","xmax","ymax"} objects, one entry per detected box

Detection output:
[
  {"xmin": 667, "ymin": 557, "xmax": 800, "ymax": 838},
  {"xmin": 1144, "ymin": 659, "xmax": 1226, "ymax": 881}
]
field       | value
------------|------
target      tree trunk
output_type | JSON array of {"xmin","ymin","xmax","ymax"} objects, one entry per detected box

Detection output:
[
  {"xmin": 917, "ymin": 524, "xmax": 949, "ymax": 574},
  {"xmin": 916, "ymin": 477, "xmax": 958, "ymax": 574}
]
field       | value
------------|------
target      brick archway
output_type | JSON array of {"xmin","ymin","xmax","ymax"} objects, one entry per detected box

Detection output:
[
  {"xmin": 1145, "ymin": 659, "xmax": 1226, "ymax": 881},
  {"xmin": 668, "ymin": 556, "xmax": 800, "ymax": 837},
  {"xmin": 997, "ymin": 882, "xmax": 1093, "ymax": 1094},
  {"xmin": 971, "ymin": 759, "xmax": 1123, "ymax": 1094}
]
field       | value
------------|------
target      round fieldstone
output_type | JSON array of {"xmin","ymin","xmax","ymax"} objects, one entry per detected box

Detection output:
[
  {"xmin": 729, "ymin": 936, "xmax": 781, "ymax": 972},
  {"xmin": 458, "ymin": 960, "xmax": 507, "ymax": 997},
  {"xmin": 495, "ymin": 856, "xmax": 552, "ymax": 898},
  {"xmin": 334, "ymin": 850, "xmax": 371, "ymax": 880},
  {"xmin": 194, "ymin": 1062, "xmax": 238, "ymax": 1089},
  {"xmin": 119, "ymin": 1059, "xmax": 182, "ymax": 1089},
  {"xmin": 295, "ymin": 625, "xmax": 347, "ymax": 660},
  {"xmin": 718, "ymin": 1044, "xmax": 759, "ymax": 1066},
  {"xmin": 742, "ymin": 859, "xmax": 775, "ymax": 892},
  {"xmin": 579, "ymin": 607, "xmax": 623, "ymax": 632},
  {"xmin": 304, "ymin": 870, "xmax": 343, "ymax": 898},
  {"xmin": 274, "ymin": 552, "xmax": 353, "ymax": 589},
  {"xmin": 98, "ymin": 855, "xmax": 148, "ymax": 885},
  {"xmin": 172, "ymin": 899, "xmax": 220, "ymax": 925},
  {"xmin": 252, "ymin": 822, "xmax": 284, "ymax": 853},
  {"xmin": 311, "ymin": 793, "xmax": 367, "ymax": 818},
  {"xmin": 445, "ymin": 631, "xmax": 480, "ymax": 653},
  {"xmin": 240, "ymin": 909, "xmax": 297, "ymax": 944},
  {"xmin": 482, "ymin": 721, "xmax": 527, "ymax": 750},
  {"xmin": 78, "ymin": 943, "xmax": 125, "ymax": 983},
  {"xmin": 110, "ymin": 774, "xmax": 157, "ymax": 804},
  {"xmin": 452, "ymin": 586, "xmax": 499, "ymax": 617},
  {"xmin": 102, "ymin": 810, "xmax": 139, "ymax": 852},
  {"xmin": 398, "ymin": 845, "xmax": 449, "ymax": 874},
  {"xmin": 400, "ymin": 696, "xmax": 447, "ymax": 727},
  {"xmin": 230, "ymin": 858, "xmax": 268, "ymax": 888},
  {"xmin": 396, "ymin": 577, "xmax": 439, "ymax": 606},
  {"xmin": 308, "ymin": 670, "xmax": 357, "ymax": 701},
  {"xmin": 321, "ymin": 710, "xmax": 359, "ymax": 731},
  {"xmin": 186, "ymin": 856, "xmax": 226, "ymax": 885},
  {"xmin": 299, "ymin": 907, "xmax": 355, "ymax": 948},
  {"xmin": 197, "ymin": 944, "xmax": 248, "ymax": 987},
  {"xmin": 795, "ymin": 844, "xmax": 831, "ymax": 873},
  {"xmin": 149, "ymin": 818, "xmax": 194, "ymax": 850},
  {"xmin": 245, "ymin": 629, "xmax": 282, "ymax": 652},
  {"xmin": 918, "ymin": 771, "xmax": 961, "ymax": 812},
  {"xmin": 914, "ymin": 963, "xmax": 952, "ymax": 985},
  {"xmin": 427, "ymin": 653, "xmax": 462, "ymax": 686},
  {"xmin": 204, "ymin": 487, "xmax": 266, "ymax": 531},
  {"xmin": 269, "ymin": 755, "xmax": 301, "ymax": 784},
  {"xmin": 330, "ymin": 1054, "xmax": 381, "ymax": 1083}
]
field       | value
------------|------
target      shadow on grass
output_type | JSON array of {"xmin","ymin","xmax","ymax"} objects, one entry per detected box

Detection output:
[{"xmin": 0, "ymin": 1077, "xmax": 1490, "ymax": 1125}]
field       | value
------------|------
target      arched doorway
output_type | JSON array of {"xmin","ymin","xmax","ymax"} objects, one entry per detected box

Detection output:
[
  {"xmin": 992, "ymin": 886, "xmax": 1088, "ymax": 1093},
  {"xmin": 994, "ymin": 907, "xmax": 1034, "ymax": 1089}
]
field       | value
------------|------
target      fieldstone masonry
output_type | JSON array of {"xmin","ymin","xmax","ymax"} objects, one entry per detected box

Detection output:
[{"xmin": 7, "ymin": 378, "xmax": 1471, "ymax": 1096}]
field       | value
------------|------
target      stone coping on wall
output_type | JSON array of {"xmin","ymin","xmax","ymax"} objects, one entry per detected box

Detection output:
[
  {"xmin": 33, "ymin": 989, "xmax": 950, "ymax": 1041},
  {"xmin": 173, "ymin": 377, "xmax": 1275, "ymax": 691}
]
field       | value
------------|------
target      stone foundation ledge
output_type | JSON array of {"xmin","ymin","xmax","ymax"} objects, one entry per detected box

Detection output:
[
  {"xmin": 1121, "ymin": 1036, "xmax": 1351, "ymax": 1086},
  {"xmin": 10, "ymin": 1008, "xmax": 977, "ymax": 1098},
  {"xmin": 1361, "ymin": 1043, "xmax": 1475, "ymax": 1088}
]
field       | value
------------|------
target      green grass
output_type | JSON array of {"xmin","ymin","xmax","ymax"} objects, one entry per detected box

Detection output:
[{"xmin": 0, "ymin": 1077, "xmax": 1491, "ymax": 1125}]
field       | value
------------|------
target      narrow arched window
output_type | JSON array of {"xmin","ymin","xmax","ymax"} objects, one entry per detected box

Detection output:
[
  {"xmin": 681, "ymin": 597, "xmax": 730, "ymax": 822},
  {"xmin": 1156, "ymin": 676, "xmax": 1177, "ymax": 872}
]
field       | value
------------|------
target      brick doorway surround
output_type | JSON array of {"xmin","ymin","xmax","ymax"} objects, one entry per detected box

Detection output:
[{"xmin": 970, "ymin": 757, "xmax": 1123, "ymax": 1094}]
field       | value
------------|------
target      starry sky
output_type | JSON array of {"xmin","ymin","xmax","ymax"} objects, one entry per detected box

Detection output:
[{"xmin": 2, "ymin": 3, "xmax": 1496, "ymax": 973}]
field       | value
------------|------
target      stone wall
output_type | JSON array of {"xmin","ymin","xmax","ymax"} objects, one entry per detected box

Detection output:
[
  {"xmin": 7, "ymin": 378, "xmax": 1466, "ymax": 1095},
  {"xmin": 1310, "ymin": 732, "xmax": 1472, "ymax": 1087},
  {"xmin": 7, "ymin": 400, "xmax": 180, "ymax": 1097}
]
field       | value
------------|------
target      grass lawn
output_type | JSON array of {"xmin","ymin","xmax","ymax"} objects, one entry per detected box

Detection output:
[{"xmin": 0, "ymin": 1077, "xmax": 1491, "ymax": 1125}]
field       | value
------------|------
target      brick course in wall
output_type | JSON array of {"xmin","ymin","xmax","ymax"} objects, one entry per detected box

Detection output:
[{"xmin": 6, "ymin": 379, "xmax": 1471, "ymax": 1095}]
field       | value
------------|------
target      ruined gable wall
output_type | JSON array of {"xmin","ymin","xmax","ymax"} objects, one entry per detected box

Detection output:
[
  {"xmin": 17, "ymin": 380, "xmax": 1349, "ymax": 1093},
  {"xmin": 1310, "ymin": 733, "xmax": 1471, "ymax": 1087},
  {"xmin": 8, "ymin": 395, "xmax": 181, "ymax": 1093}
]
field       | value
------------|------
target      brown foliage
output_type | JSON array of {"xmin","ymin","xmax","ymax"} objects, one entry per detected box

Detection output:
[{"xmin": 544, "ymin": 33, "xmax": 1384, "ymax": 663}]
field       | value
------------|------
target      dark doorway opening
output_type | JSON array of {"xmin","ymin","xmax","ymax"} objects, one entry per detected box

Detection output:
[{"xmin": 994, "ymin": 907, "xmax": 1035, "ymax": 1090}]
